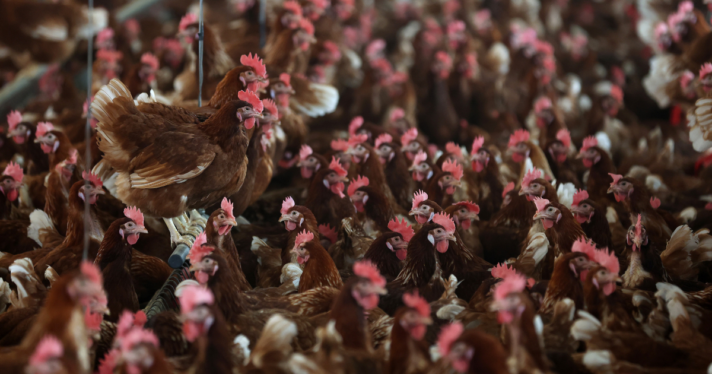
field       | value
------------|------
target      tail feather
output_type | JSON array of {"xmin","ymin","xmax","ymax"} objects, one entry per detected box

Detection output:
[
  {"xmin": 290, "ymin": 76, "xmax": 339, "ymax": 117},
  {"xmin": 661, "ymin": 225, "xmax": 712, "ymax": 281},
  {"xmin": 249, "ymin": 314, "xmax": 297, "ymax": 369}
]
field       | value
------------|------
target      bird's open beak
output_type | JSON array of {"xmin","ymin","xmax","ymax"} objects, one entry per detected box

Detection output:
[{"xmin": 278, "ymin": 214, "xmax": 291, "ymax": 223}]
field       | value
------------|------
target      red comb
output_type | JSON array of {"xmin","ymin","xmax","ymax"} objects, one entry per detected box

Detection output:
[
  {"xmin": 295, "ymin": 230, "xmax": 315, "ymax": 248},
  {"xmin": 3, "ymin": 161, "xmax": 23, "ymax": 183},
  {"xmin": 329, "ymin": 157, "xmax": 348, "ymax": 177},
  {"xmin": 318, "ymin": 223, "xmax": 338, "ymax": 244},
  {"xmin": 508, "ymin": 129, "xmax": 530, "ymax": 147},
  {"xmin": 608, "ymin": 173, "xmax": 623, "ymax": 187},
  {"xmin": 299, "ymin": 145, "xmax": 313, "ymax": 160},
  {"xmin": 29, "ymin": 335, "xmax": 63, "ymax": 367},
  {"xmin": 412, "ymin": 190, "xmax": 428, "ymax": 210},
  {"xmin": 365, "ymin": 39, "xmax": 385, "ymax": 59},
  {"xmin": 179, "ymin": 13, "xmax": 198, "ymax": 32},
  {"xmin": 491, "ymin": 263, "xmax": 518, "ymax": 279},
  {"xmin": 390, "ymin": 108, "xmax": 405, "ymax": 122},
  {"xmin": 281, "ymin": 196, "xmax": 295, "ymax": 215},
  {"xmin": 609, "ymin": 85, "xmax": 623, "ymax": 104},
  {"xmin": 572, "ymin": 189, "xmax": 589, "ymax": 207},
  {"xmin": 239, "ymin": 53, "xmax": 267, "ymax": 78},
  {"xmin": 572, "ymin": 237, "xmax": 597, "ymax": 260},
  {"xmin": 262, "ymin": 98, "xmax": 279, "ymax": 117},
  {"xmin": 403, "ymin": 291, "xmax": 430, "ymax": 317},
  {"xmin": 700, "ymin": 63, "xmax": 712, "ymax": 79},
  {"xmin": 442, "ymin": 159, "xmax": 463, "ymax": 181},
  {"xmin": 471, "ymin": 136, "xmax": 485, "ymax": 154},
  {"xmin": 413, "ymin": 150, "xmax": 427, "ymax": 165},
  {"xmin": 594, "ymin": 247, "xmax": 619, "ymax": 275},
  {"xmin": 556, "ymin": 129, "xmax": 571, "ymax": 148},
  {"xmin": 120, "ymin": 328, "xmax": 159, "ymax": 353},
  {"xmin": 141, "ymin": 53, "xmax": 159, "ymax": 70},
  {"xmin": 82, "ymin": 171, "xmax": 103, "ymax": 188},
  {"xmin": 331, "ymin": 138, "xmax": 349, "ymax": 151},
  {"xmin": 187, "ymin": 232, "xmax": 212, "ymax": 265},
  {"xmin": 96, "ymin": 28, "xmax": 114, "ymax": 44},
  {"xmin": 400, "ymin": 128, "xmax": 418, "ymax": 146},
  {"xmin": 454, "ymin": 201, "xmax": 480, "ymax": 214},
  {"xmin": 179, "ymin": 285, "xmax": 214, "ymax": 314},
  {"xmin": 435, "ymin": 51, "xmax": 452, "ymax": 68},
  {"xmin": 432, "ymin": 212, "xmax": 456, "ymax": 234},
  {"xmin": 502, "ymin": 182, "xmax": 514, "ymax": 198},
  {"xmin": 348, "ymin": 116, "xmax": 364, "ymax": 136},
  {"xmin": 375, "ymin": 133, "xmax": 392, "ymax": 149},
  {"xmin": 388, "ymin": 217, "xmax": 414, "ymax": 242},
  {"xmin": 348, "ymin": 133, "xmax": 368, "ymax": 147},
  {"xmin": 534, "ymin": 96, "xmax": 552, "ymax": 113},
  {"xmin": 353, "ymin": 259, "xmax": 386, "ymax": 288},
  {"xmin": 493, "ymin": 271, "xmax": 527, "ymax": 301},
  {"xmin": 437, "ymin": 322, "xmax": 463, "ymax": 356},
  {"xmin": 445, "ymin": 142, "xmax": 462, "ymax": 157},
  {"xmin": 533, "ymin": 197, "xmax": 550, "ymax": 213},
  {"xmin": 580, "ymin": 136, "xmax": 598, "ymax": 152},
  {"xmin": 221, "ymin": 197, "xmax": 235, "ymax": 219},
  {"xmin": 283, "ymin": 0, "xmax": 303, "ymax": 16},
  {"xmin": 521, "ymin": 169, "xmax": 542, "ymax": 187},
  {"xmin": 634, "ymin": 214, "xmax": 642, "ymax": 239},
  {"xmin": 7, "ymin": 110, "xmax": 21, "ymax": 131},
  {"xmin": 299, "ymin": 18, "xmax": 315, "ymax": 35},
  {"xmin": 123, "ymin": 206, "xmax": 144, "ymax": 227},
  {"xmin": 238, "ymin": 90, "xmax": 264, "ymax": 113},
  {"xmin": 347, "ymin": 175, "xmax": 369, "ymax": 197},
  {"xmin": 81, "ymin": 261, "xmax": 102, "ymax": 285},
  {"xmin": 279, "ymin": 73, "xmax": 291, "ymax": 87},
  {"xmin": 36, "ymin": 122, "xmax": 54, "ymax": 138}
]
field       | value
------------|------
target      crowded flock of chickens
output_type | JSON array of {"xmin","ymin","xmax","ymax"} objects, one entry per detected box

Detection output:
[{"xmin": 2, "ymin": 0, "xmax": 712, "ymax": 373}]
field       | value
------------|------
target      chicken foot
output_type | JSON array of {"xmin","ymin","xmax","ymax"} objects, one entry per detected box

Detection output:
[{"xmin": 163, "ymin": 217, "xmax": 197, "ymax": 249}]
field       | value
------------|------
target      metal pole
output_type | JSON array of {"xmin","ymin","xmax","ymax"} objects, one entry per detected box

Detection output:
[
  {"xmin": 259, "ymin": 0, "xmax": 266, "ymax": 48},
  {"xmin": 198, "ymin": 0, "xmax": 204, "ymax": 107},
  {"xmin": 83, "ymin": 0, "xmax": 94, "ymax": 261}
]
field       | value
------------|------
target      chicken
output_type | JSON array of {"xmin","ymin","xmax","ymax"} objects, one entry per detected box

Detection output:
[
  {"xmin": 305, "ymin": 157, "xmax": 353, "ymax": 229},
  {"xmin": 435, "ymin": 322, "xmax": 510, "ymax": 374},
  {"xmin": 372, "ymin": 132, "xmax": 416, "ymax": 212},
  {"xmin": 387, "ymin": 292, "xmax": 433, "ymax": 374},
  {"xmin": 0, "ymin": 262, "xmax": 108, "ymax": 374},
  {"xmin": 468, "ymin": 136, "xmax": 504, "ymax": 221},
  {"xmin": 540, "ymin": 244, "xmax": 595, "ymax": 315},
  {"xmin": 91, "ymin": 78, "xmax": 254, "ymax": 247},
  {"xmin": 0, "ymin": 1, "xmax": 107, "ymax": 64},
  {"xmin": 94, "ymin": 207, "xmax": 148, "ymax": 322},
  {"xmin": 570, "ymin": 189, "xmax": 613, "ymax": 250},
  {"xmin": 347, "ymin": 175, "xmax": 393, "ymax": 237},
  {"xmin": 292, "ymin": 230, "xmax": 343, "ymax": 292},
  {"xmin": 5, "ymin": 112, "xmax": 50, "ymax": 175}
]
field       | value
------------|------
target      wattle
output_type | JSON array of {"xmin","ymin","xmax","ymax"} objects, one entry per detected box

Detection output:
[
  {"xmin": 582, "ymin": 158, "xmax": 593, "ymax": 168},
  {"xmin": 12, "ymin": 136, "xmax": 25, "ymax": 144},
  {"xmin": 472, "ymin": 161, "xmax": 484, "ymax": 172},
  {"xmin": 574, "ymin": 214, "xmax": 588, "ymax": 224},
  {"xmin": 330, "ymin": 182, "xmax": 345, "ymax": 198},
  {"xmin": 286, "ymin": 221, "xmax": 297, "ymax": 231},
  {"xmin": 415, "ymin": 214, "xmax": 429, "ymax": 224},
  {"xmin": 40, "ymin": 143, "xmax": 53, "ymax": 154},
  {"xmin": 435, "ymin": 240, "xmax": 449, "ymax": 253},
  {"xmin": 445, "ymin": 186, "xmax": 456, "ymax": 195},
  {"xmin": 603, "ymin": 282, "xmax": 616, "ymax": 296},
  {"xmin": 6, "ymin": 189, "xmax": 18, "ymax": 202},
  {"xmin": 512, "ymin": 152, "xmax": 525, "ymax": 163},
  {"xmin": 542, "ymin": 219, "xmax": 555, "ymax": 229},
  {"xmin": 127, "ymin": 233, "xmax": 139, "ymax": 245},
  {"xmin": 301, "ymin": 167, "xmax": 314, "ymax": 179},
  {"xmin": 396, "ymin": 249, "xmax": 407, "ymax": 261},
  {"xmin": 460, "ymin": 219, "xmax": 471, "ymax": 230},
  {"xmin": 195, "ymin": 271, "xmax": 210, "ymax": 284}
]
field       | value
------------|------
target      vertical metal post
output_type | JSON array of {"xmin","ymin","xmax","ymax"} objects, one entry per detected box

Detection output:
[
  {"xmin": 198, "ymin": 0, "xmax": 204, "ymax": 107},
  {"xmin": 259, "ymin": 0, "xmax": 266, "ymax": 48},
  {"xmin": 83, "ymin": 0, "xmax": 94, "ymax": 261}
]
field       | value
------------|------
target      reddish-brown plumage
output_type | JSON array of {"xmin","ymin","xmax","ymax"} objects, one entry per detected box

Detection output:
[
  {"xmin": 585, "ymin": 146, "xmax": 616, "ymax": 204},
  {"xmin": 305, "ymin": 167, "xmax": 354, "ymax": 229},
  {"xmin": 329, "ymin": 277, "xmax": 371, "ymax": 351},
  {"xmin": 388, "ymin": 306, "xmax": 431, "ymax": 374},
  {"xmin": 540, "ymin": 252, "xmax": 589, "ymax": 313},
  {"xmin": 363, "ymin": 232, "xmax": 404, "ymax": 281},
  {"xmin": 204, "ymin": 209, "xmax": 250, "ymax": 292},
  {"xmin": 540, "ymin": 202, "xmax": 586, "ymax": 279},
  {"xmin": 357, "ymin": 185, "xmax": 395, "ymax": 233},
  {"xmin": 455, "ymin": 329, "xmax": 509, "ymax": 374},
  {"xmin": 95, "ymin": 217, "xmax": 139, "ymax": 322},
  {"xmin": 207, "ymin": 66, "xmax": 252, "ymax": 110},
  {"xmin": 298, "ymin": 241, "xmax": 344, "ymax": 292}
]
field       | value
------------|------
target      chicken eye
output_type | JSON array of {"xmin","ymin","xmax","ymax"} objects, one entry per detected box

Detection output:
[
  {"xmin": 218, "ymin": 214, "xmax": 224, "ymax": 219},
  {"xmin": 292, "ymin": 211, "xmax": 298, "ymax": 215},
  {"xmin": 127, "ymin": 222, "xmax": 134, "ymax": 227},
  {"xmin": 461, "ymin": 209, "xmax": 466, "ymax": 214}
]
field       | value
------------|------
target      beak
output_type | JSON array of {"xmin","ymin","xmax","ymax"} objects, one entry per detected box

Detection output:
[
  {"xmin": 471, "ymin": 214, "xmax": 480, "ymax": 221},
  {"xmin": 94, "ymin": 188, "xmax": 106, "ymax": 195},
  {"xmin": 135, "ymin": 226, "xmax": 148, "ymax": 234},
  {"xmin": 576, "ymin": 152, "xmax": 585, "ymax": 159},
  {"xmin": 374, "ymin": 285, "xmax": 387, "ymax": 295},
  {"xmin": 278, "ymin": 214, "xmax": 290, "ymax": 222},
  {"xmin": 307, "ymin": 35, "xmax": 317, "ymax": 44},
  {"xmin": 341, "ymin": 176, "xmax": 349, "ymax": 182},
  {"xmin": 633, "ymin": 237, "xmax": 643, "ymax": 250},
  {"xmin": 408, "ymin": 209, "xmax": 417, "ymax": 216},
  {"xmin": 421, "ymin": 315, "xmax": 434, "ymax": 325},
  {"xmin": 253, "ymin": 113, "xmax": 265, "ymax": 119},
  {"xmin": 287, "ymin": 87, "xmax": 296, "ymax": 95},
  {"xmin": 607, "ymin": 185, "xmax": 615, "ymax": 194},
  {"xmin": 258, "ymin": 76, "xmax": 268, "ymax": 83},
  {"xmin": 533, "ymin": 211, "xmax": 545, "ymax": 220},
  {"xmin": 448, "ymin": 233, "xmax": 457, "ymax": 242},
  {"xmin": 33, "ymin": 137, "xmax": 42, "ymax": 143},
  {"xmin": 518, "ymin": 188, "xmax": 527, "ymax": 196},
  {"xmin": 408, "ymin": 164, "xmax": 417, "ymax": 171},
  {"xmin": 228, "ymin": 218, "xmax": 238, "ymax": 226}
]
